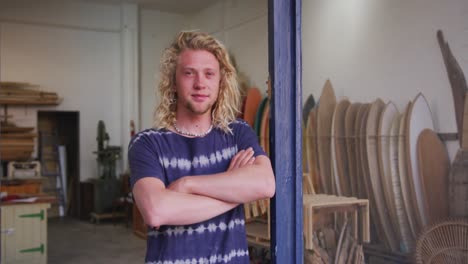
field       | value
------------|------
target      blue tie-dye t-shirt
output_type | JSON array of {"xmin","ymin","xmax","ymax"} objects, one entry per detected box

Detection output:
[{"xmin": 128, "ymin": 119, "xmax": 266, "ymax": 264}]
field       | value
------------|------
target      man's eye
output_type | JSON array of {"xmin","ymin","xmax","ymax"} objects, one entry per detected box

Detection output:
[{"xmin": 184, "ymin": 71, "xmax": 193, "ymax": 76}]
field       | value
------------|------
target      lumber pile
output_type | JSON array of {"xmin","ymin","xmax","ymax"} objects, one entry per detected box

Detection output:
[
  {"xmin": 0, "ymin": 82, "xmax": 62, "ymax": 105},
  {"xmin": 0, "ymin": 127, "xmax": 36, "ymax": 161},
  {"xmin": 0, "ymin": 82, "xmax": 61, "ymax": 161}
]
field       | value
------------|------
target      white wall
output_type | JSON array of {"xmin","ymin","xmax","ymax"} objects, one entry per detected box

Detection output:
[
  {"xmin": 0, "ymin": 0, "xmax": 123, "ymax": 181},
  {"xmin": 302, "ymin": 0, "xmax": 468, "ymax": 160},
  {"xmin": 139, "ymin": 9, "xmax": 187, "ymax": 129},
  {"xmin": 188, "ymin": 0, "xmax": 269, "ymax": 96}
]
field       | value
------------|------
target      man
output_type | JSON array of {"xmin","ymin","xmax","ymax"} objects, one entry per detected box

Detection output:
[{"xmin": 128, "ymin": 31, "xmax": 275, "ymax": 263}]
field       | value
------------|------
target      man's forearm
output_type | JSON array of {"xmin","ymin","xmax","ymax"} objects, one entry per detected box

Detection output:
[
  {"xmin": 181, "ymin": 156, "xmax": 275, "ymax": 204},
  {"xmin": 134, "ymin": 178, "xmax": 238, "ymax": 227}
]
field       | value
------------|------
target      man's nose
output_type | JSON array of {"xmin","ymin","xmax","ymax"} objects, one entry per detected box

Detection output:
[{"xmin": 194, "ymin": 73, "xmax": 206, "ymax": 89}]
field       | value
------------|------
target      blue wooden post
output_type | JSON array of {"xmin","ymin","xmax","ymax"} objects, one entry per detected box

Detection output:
[{"xmin": 268, "ymin": 0, "xmax": 303, "ymax": 263}]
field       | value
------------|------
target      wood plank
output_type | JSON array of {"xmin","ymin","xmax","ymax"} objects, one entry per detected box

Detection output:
[
  {"xmin": 0, "ymin": 133, "xmax": 37, "ymax": 139},
  {"xmin": 0, "ymin": 98, "xmax": 61, "ymax": 105},
  {"xmin": 1, "ymin": 126, "xmax": 35, "ymax": 133},
  {"xmin": 0, "ymin": 81, "xmax": 33, "ymax": 88}
]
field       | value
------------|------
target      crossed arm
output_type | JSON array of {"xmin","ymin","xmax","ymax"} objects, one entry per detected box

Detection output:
[{"xmin": 132, "ymin": 148, "xmax": 275, "ymax": 228}]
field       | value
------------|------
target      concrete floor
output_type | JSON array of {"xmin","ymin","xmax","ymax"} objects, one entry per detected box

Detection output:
[{"xmin": 48, "ymin": 217, "xmax": 146, "ymax": 264}]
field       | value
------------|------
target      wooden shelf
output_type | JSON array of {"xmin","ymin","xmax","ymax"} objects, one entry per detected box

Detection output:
[{"xmin": 0, "ymin": 99, "xmax": 61, "ymax": 106}]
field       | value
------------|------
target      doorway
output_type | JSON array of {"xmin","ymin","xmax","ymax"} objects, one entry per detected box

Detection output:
[{"xmin": 37, "ymin": 111, "xmax": 80, "ymax": 218}]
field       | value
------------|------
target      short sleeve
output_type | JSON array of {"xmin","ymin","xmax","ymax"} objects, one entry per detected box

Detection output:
[
  {"xmin": 234, "ymin": 119, "xmax": 267, "ymax": 157},
  {"xmin": 128, "ymin": 132, "xmax": 166, "ymax": 188}
]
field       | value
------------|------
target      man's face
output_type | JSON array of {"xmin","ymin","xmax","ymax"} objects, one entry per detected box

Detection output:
[{"xmin": 174, "ymin": 49, "xmax": 221, "ymax": 116}]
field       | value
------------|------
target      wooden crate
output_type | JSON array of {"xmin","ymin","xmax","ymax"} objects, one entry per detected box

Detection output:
[{"xmin": 303, "ymin": 194, "xmax": 370, "ymax": 250}]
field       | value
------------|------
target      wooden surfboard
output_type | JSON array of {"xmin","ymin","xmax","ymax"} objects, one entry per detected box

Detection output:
[
  {"xmin": 417, "ymin": 128, "xmax": 450, "ymax": 223},
  {"xmin": 358, "ymin": 105, "xmax": 371, "ymax": 200},
  {"xmin": 243, "ymin": 87, "xmax": 262, "ymax": 127},
  {"xmin": 306, "ymin": 108, "xmax": 321, "ymax": 194},
  {"xmin": 317, "ymin": 80, "xmax": 337, "ymax": 194},
  {"xmin": 303, "ymin": 94, "xmax": 316, "ymax": 126},
  {"xmin": 359, "ymin": 104, "xmax": 386, "ymax": 245},
  {"xmin": 345, "ymin": 103, "xmax": 361, "ymax": 198},
  {"xmin": 302, "ymin": 95, "xmax": 316, "ymax": 176},
  {"xmin": 353, "ymin": 104, "xmax": 368, "ymax": 199},
  {"xmin": 254, "ymin": 97, "xmax": 268, "ymax": 138},
  {"xmin": 366, "ymin": 99, "xmax": 399, "ymax": 252},
  {"xmin": 303, "ymin": 123, "xmax": 314, "ymax": 194},
  {"xmin": 389, "ymin": 113, "xmax": 412, "ymax": 252},
  {"xmin": 405, "ymin": 93, "xmax": 434, "ymax": 230},
  {"xmin": 261, "ymin": 101, "xmax": 270, "ymax": 156},
  {"xmin": 377, "ymin": 102, "xmax": 402, "ymax": 248},
  {"xmin": 398, "ymin": 102, "xmax": 418, "ymax": 240},
  {"xmin": 332, "ymin": 99, "xmax": 351, "ymax": 196}
]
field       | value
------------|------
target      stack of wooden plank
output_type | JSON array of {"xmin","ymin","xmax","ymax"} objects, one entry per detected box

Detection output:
[
  {"xmin": 0, "ymin": 127, "xmax": 36, "ymax": 161},
  {"xmin": 0, "ymin": 82, "xmax": 61, "ymax": 105}
]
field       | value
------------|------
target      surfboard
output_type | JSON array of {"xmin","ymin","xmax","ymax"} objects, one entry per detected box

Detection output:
[
  {"xmin": 303, "ymin": 94, "xmax": 316, "ymax": 126},
  {"xmin": 389, "ymin": 113, "xmax": 412, "ymax": 252},
  {"xmin": 366, "ymin": 99, "xmax": 399, "ymax": 252},
  {"xmin": 353, "ymin": 104, "xmax": 368, "ymax": 199},
  {"xmin": 317, "ymin": 80, "xmax": 337, "ymax": 194},
  {"xmin": 332, "ymin": 99, "xmax": 351, "ymax": 196},
  {"xmin": 358, "ymin": 105, "xmax": 371, "ymax": 199},
  {"xmin": 344, "ymin": 103, "xmax": 361, "ymax": 198},
  {"xmin": 405, "ymin": 93, "xmax": 434, "ymax": 230},
  {"xmin": 254, "ymin": 97, "xmax": 268, "ymax": 138},
  {"xmin": 398, "ymin": 102, "xmax": 418, "ymax": 240},
  {"xmin": 306, "ymin": 108, "xmax": 321, "ymax": 194},
  {"xmin": 260, "ymin": 100, "xmax": 270, "ymax": 156},
  {"xmin": 243, "ymin": 87, "xmax": 262, "ymax": 127},
  {"xmin": 359, "ymin": 104, "xmax": 386, "ymax": 245},
  {"xmin": 417, "ymin": 128, "xmax": 450, "ymax": 223},
  {"xmin": 377, "ymin": 102, "xmax": 402, "ymax": 247},
  {"xmin": 302, "ymin": 94, "xmax": 316, "ymax": 177}
]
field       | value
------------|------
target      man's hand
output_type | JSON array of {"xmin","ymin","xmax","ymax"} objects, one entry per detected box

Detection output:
[{"xmin": 227, "ymin": 147, "xmax": 255, "ymax": 171}]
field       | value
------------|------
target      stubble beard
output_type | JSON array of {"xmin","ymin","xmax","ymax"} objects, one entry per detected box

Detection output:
[{"xmin": 185, "ymin": 101, "xmax": 214, "ymax": 115}]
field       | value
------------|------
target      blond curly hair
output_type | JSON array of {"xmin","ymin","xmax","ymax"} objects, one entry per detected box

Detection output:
[{"xmin": 153, "ymin": 31, "xmax": 241, "ymax": 133}]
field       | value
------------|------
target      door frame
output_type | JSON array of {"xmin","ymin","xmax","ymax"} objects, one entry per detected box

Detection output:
[{"xmin": 268, "ymin": 0, "xmax": 303, "ymax": 263}]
